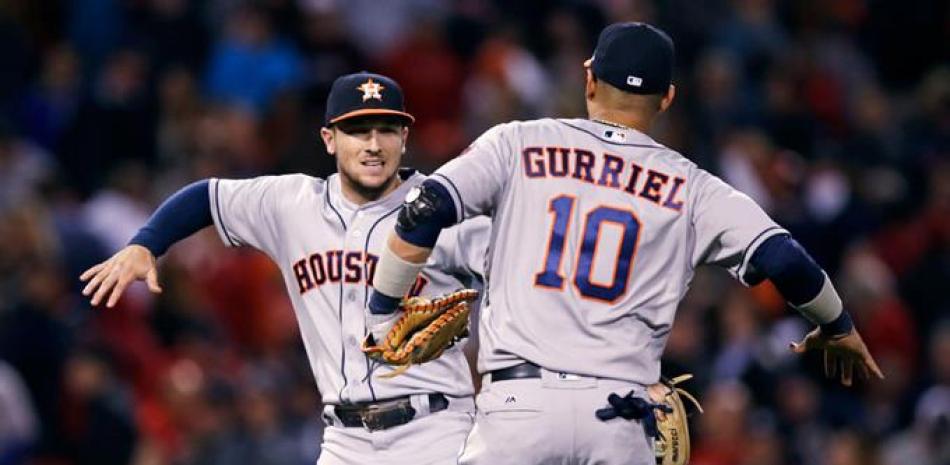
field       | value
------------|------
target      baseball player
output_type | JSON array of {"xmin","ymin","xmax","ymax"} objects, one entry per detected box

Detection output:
[
  {"xmin": 366, "ymin": 23, "xmax": 884, "ymax": 465},
  {"xmin": 79, "ymin": 72, "xmax": 489, "ymax": 465}
]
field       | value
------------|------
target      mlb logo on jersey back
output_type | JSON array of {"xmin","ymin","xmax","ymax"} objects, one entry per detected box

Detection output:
[{"xmin": 603, "ymin": 130, "xmax": 626, "ymax": 142}]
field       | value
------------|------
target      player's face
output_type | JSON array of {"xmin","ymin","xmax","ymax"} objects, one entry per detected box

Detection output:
[{"xmin": 321, "ymin": 116, "xmax": 409, "ymax": 201}]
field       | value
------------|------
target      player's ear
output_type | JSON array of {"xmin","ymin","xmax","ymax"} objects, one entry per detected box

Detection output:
[
  {"xmin": 400, "ymin": 126, "xmax": 409, "ymax": 153},
  {"xmin": 320, "ymin": 126, "xmax": 336, "ymax": 155},
  {"xmin": 659, "ymin": 84, "xmax": 676, "ymax": 113},
  {"xmin": 584, "ymin": 68, "xmax": 597, "ymax": 101}
]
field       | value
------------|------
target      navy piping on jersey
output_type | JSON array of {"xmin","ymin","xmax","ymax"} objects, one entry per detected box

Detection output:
[
  {"xmin": 214, "ymin": 180, "xmax": 238, "ymax": 247},
  {"xmin": 432, "ymin": 173, "xmax": 465, "ymax": 223},
  {"xmin": 325, "ymin": 186, "xmax": 348, "ymax": 230},
  {"xmin": 556, "ymin": 120, "xmax": 665, "ymax": 148},
  {"xmin": 361, "ymin": 204, "xmax": 401, "ymax": 401},
  {"xmin": 737, "ymin": 226, "xmax": 784, "ymax": 283},
  {"xmin": 325, "ymin": 186, "xmax": 350, "ymax": 399},
  {"xmin": 633, "ymin": 314, "xmax": 668, "ymax": 333}
]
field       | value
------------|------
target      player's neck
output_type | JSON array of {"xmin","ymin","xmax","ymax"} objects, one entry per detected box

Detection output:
[
  {"xmin": 587, "ymin": 109, "xmax": 652, "ymax": 134},
  {"xmin": 340, "ymin": 176, "xmax": 402, "ymax": 206}
]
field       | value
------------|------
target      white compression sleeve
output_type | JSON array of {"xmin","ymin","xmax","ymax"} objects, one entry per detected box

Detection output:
[
  {"xmin": 373, "ymin": 241, "xmax": 426, "ymax": 299},
  {"xmin": 793, "ymin": 272, "xmax": 843, "ymax": 324}
]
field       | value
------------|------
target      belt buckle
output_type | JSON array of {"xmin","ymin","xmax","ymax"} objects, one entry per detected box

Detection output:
[{"xmin": 360, "ymin": 405, "xmax": 386, "ymax": 432}]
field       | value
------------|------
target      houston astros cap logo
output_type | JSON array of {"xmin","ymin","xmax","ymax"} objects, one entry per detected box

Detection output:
[
  {"xmin": 357, "ymin": 78, "xmax": 385, "ymax": 102},
  {"xmin": 326, "ymin": 72, "xmax": 414, "ymax": 125}
]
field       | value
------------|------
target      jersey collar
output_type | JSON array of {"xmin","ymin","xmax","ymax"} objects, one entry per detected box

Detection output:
[
  {"xmin": 326, "ymin": 168, "xmax": 424, "ymax": 217},
  {"xmin": 561, "ymin": 118, "xmax": 662, "ymax": 147}
]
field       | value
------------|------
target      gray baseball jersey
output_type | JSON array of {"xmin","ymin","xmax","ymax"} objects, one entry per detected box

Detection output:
[
  {"xmin": 208, "ymin": 170, "xmax": 488, "ymax": 404},
  {"xmin": 431, "ymin": 118, "xmax": 786, "ymax": 385}
]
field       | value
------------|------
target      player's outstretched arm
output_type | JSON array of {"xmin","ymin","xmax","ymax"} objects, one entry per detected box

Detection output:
[
  {"xmin": 79, "ymin": 180, "xmax": 213, "ymax": 308},
  {"xmin": 80, "ymin": 244, "xmax": 162, "ymax": 307},
  {"xmin": 744, "ymin": 234, "xmax": 884, "ymax": 386},
  {"xmin": 368, "ymin": 180, "xmax": 459, "ymax": 315}
]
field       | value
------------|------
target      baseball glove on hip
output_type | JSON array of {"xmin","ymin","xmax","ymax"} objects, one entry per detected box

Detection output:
[
  {"xmin": 596, "ymin": 374, "xmax": 703, "ymax": 465},
  {"xmin": 650, "ymin": 374, "xmax": 704, "ymax": 465},
  {"xmin": 362, "ymin": 288, "xmax": 477, "ymax": 378}
]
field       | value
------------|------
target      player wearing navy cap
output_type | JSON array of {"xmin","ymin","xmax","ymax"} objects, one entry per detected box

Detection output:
[
  {"xmin": 80, "ymin": 71, "xmax": 488, "ymax": 465},
  {"xmin": 368, "ymin": 22, "xmax": 884, "ymax": 465}
]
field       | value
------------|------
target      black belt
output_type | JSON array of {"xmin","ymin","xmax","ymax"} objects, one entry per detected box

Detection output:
[
  {"xmin": 331, "ymin": 393, "xmax": 449, "ymax": 431},
  {"xmin": 490, "ymin": 362, "xmax": 542, "ymax": 382}
]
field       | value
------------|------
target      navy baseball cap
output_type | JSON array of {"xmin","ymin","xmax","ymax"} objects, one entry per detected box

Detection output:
[
  {"xmin": 325, "ymin": 72, "xmax": 415, "ymax": 126},
  {"xmin": 586, "ymin": 22, "xmax": 675, "ymax": 95}
]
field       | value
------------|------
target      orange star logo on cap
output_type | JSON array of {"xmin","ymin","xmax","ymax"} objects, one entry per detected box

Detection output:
[{"xmin": 357, "ymin": 78, "xmax": 385, "ymax": 102}]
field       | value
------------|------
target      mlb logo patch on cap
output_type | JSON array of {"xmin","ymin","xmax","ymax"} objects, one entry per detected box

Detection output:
[{"xmin": 589, "ymin": 22, "xmax": 675, "ymax": 95}]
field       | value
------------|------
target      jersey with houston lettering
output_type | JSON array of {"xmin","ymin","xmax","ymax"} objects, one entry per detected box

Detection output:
[
  {"xmin": 208, "ymin": 170, "xmax": 488, "ymax": 404},
  {"xmin": 431, "ymin": 118, "xmax": 786, "ymax": 385}
]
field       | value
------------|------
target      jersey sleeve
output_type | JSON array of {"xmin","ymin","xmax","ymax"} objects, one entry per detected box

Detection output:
[
  {"xmin": 689, "ymin": 170, "xmax": 788, "ymax": 285},
  {"xmin": 450, "ymin": 216, "xmax": 491, "ymax": 280},
  {"xmin": 429, "ymin": 216, "xmax": 490, "ymax": 280},
  {"xmin": 208, "ymin": 176, "xmax": 285, "ymax": 255},
  {"xmin": 430, "ymin": 124, "xmax": 515, "ymax": 221}
]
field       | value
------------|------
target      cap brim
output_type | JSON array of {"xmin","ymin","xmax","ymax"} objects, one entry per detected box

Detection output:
[{"xmin": 329, "ymin": 109, "xmax": 416, "ymax": 125}]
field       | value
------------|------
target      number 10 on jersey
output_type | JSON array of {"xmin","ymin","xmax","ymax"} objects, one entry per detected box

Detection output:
[{"xmin": 534, "ymin": 195, "xmax": 641, "ymax": 303}]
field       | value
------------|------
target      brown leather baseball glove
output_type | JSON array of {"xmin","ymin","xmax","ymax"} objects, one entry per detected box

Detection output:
[
  {"xmin": 649, "ymin": 374, "xmax": 704, "ymax": 465},
  {"xmin": 362, "ymin": 289, "xmax": 478, "ymax": 378}
]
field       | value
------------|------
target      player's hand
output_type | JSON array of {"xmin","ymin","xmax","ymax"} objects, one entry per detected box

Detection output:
[
  {"xmin": 790, "ymin": 327, "xmax": 884, "ymax": 386},
  {"xmin": 647, "ymin": 381, "xmax": 671, "ymax": 422},
  {"xmin": 80, "ymin": 244, "xmax": 163, "ymax": 308}
]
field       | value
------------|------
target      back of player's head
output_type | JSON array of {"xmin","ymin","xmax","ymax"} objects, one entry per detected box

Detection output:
[{"xmin": 586, "ymin": 22, "xmax": 675, "ymax": 96}]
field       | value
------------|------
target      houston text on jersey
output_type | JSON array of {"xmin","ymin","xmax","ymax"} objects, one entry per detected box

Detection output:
[{"xmin": 291, "ymin": 250, "xmax": 428, "ymax": 296}]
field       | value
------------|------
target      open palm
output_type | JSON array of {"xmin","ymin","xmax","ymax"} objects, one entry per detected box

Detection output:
[{"xmin": 791, "ymin": 327, "xmax": 884, "ymax": 386}]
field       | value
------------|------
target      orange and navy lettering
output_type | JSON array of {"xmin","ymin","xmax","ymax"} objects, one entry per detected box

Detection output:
[
  {"xmin": 534, "ymin": 196, "xmax": 642, "ymax": 303},
  {"xmin": 597, "ymin": 153, "xmax": 625, "ymax": 188},
  {"xmin": 525, "ymin": 145, "xmax": 685, "ymax": 304},
  {"xmin": 292, "ymin": 250, "xmax": 428, "ymax": 297},
  {"xmin": 294, "ymin": 250, "xmax": 364, "ymax": 294},
  {"xmin": 638, "ymin": 169, "xmax": 668, "ymax": 203},
  {"xmin": 546, "ymin": 147, "xmax": 571, "ymax": 178},
  {"xmin": 521, "ymin": 146, "xmax": 686, "ymax": 212}
]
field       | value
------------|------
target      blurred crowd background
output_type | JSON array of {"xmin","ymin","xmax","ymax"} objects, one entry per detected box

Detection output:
[{"xmin": 0, "ymin": 0, "xmax": 947, "ymax": 464}]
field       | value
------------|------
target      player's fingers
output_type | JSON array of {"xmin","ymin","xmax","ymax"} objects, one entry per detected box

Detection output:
[
  {"xmin": 825, "ymin": 351, "xmax": 836, "ymax": 378},
  {"xmin": 857, "ymin": 360, "xmax": 871, "ymax": 380},
  {"xmin": 91, "ymin": 270, "xmax": 120, "ymax": 306},
  {"xmin": 647, "ymin": 384, "xmax": 668, "ymax": 402},
  {"xmin": 841, "ymin": 358, "xmax": 853, "ymax": 387},
  {"xmin": 81, "ymin": 264, "xmax": 112, "ymax": 296},
  {"xmin": 789, "ymin": 337, "xmax": 812, "ymax": 354},
  {"xmin": 864, "ymin": 353, "xmax": 885, "ymax": 380},
  {"xmin": 146, "ymin": 268, "xmax": 163, "ymax": 294},
  {"xmin": 790, "ymin": 329, "xmax": 823, "ymax": 354},
  {"xmin": 823, "ymin": 350, "xmax": 829, "ymax": 377},
  {"xmin": 106, "ymin": 275, "xmax": 133, "ymax": 308},
  {"xmin": 79, "ymin": 262, "xmax": 106, "ymax": 282}
]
